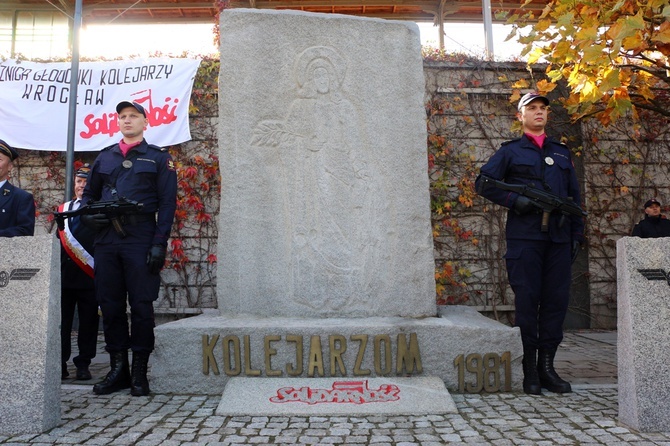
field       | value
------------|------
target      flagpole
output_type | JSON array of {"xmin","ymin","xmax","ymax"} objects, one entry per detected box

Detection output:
[
  {"xmin": 64, "ymin": 0, "xmax": 83, "ymax": 202},
  {"xmin": 482, "ymin": 0, "xmax": 494, "ymax": 60}
]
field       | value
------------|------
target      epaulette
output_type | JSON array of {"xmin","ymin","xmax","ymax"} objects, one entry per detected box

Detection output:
[
  {"xmin": 551, "ymin": 141, "xmax": 572, "ymax": 155},
  {"xmin": 100, "ymin": 144, "xmax": 116, "ymax": 152},
  {"xmin": 545, "ymin": 136, "xmax": 569, "ymax": 148},
  {"xmin": 148, "ymin": 144, "xmax": 168, "ymax": 152},
  {"xmin": 501, "ymin": 137, "xmax": 522, "ymax": 146}
]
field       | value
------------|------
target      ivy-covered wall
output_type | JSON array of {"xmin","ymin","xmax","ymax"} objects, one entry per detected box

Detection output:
[
  {"xmin": 13, "ymin": 57, "xmax": 668, "ymax": 329},
  {"xmin": 424, "ymin": 60, "xmax": 591, "ymax": 327},
  {"xmin": 14, "ymin": 58, "xmax": 221, "ymax": 320},
  {"xmin": 424, "ymin": 59, "xmax": 670, "ymax": 330}
]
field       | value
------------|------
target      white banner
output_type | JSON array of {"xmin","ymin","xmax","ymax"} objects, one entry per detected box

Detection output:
[{"xmin": 0, "ymin": 58, "xmax": 201, "ymax": 151}]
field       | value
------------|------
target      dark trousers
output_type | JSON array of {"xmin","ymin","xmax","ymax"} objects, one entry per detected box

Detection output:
[
  {"xmin": 505, "ymin": 239, "xmax": 571, "ymax": 350},
  {"xmin": 61, "ymin": 287, "xmax": 99, "ymax": 368},
  {"xmin": 94, "ymin": 242, "xmax": 159, "ymax": 353}
]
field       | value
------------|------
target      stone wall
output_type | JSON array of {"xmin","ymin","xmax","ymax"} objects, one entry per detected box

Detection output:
[
  {"xmin": 12, "ymin": 58, "xmax": 668, "ymax": 329},
  {"xmin": 581, "ymin": 116, "xmax": 670, "ymax": 328}
]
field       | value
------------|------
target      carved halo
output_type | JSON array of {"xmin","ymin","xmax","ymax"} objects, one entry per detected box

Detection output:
[{"xmin": 294, "ymin": 46, "xmax": 346, "ymax": 89}]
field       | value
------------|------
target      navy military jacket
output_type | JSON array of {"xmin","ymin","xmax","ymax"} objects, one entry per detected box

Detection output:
[
  {"xmin": 632, "ymin": 215, "xmax": 670, "ymax": 238},
  {"xmin": 0, "ymin": 182, "xmax": 35, "ymax": 237},
  {"xmin": 82, "ymin": 139, "xmax": 177, "ymax": 247},
  {"xmin": 475, "ymin": 134, "xmax": 584, "ymax": 244}
]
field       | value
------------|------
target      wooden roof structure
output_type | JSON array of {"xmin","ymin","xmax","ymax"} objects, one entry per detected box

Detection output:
[
  {"xmin": 2, "ymin": 0, "xmax": 549, "ymax": 57},
  {"xmin": 2, "ymin": 0, "xmax": 548, "ymax": 26}
]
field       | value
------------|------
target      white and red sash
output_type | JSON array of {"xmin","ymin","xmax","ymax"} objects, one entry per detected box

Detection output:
[{"xmin": 57, "ymin": 201, "xmax": 94, "ymax": 278}]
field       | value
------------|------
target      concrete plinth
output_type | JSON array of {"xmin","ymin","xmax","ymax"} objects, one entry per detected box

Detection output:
[
  {"xmin": 152, "ymin": 306, "xmax": 522, "ymax": 394},
  {"xmin": 0, "ymin": 235, "xmax": 61, "ymax": 435},
  {"xmin": 216, "ymin": 376, "xmax": 457, "ymax": 416},
  {"xmin": 617, "ymin": 237, "xmax": 670, "ymax": 432}
]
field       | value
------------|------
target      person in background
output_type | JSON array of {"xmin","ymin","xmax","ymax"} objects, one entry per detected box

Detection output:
[
  {"xmin": 0, "ymin": 139, "xmax": 35, "ymax": 237},
  {"xmin": 58, "ymin": 164, "xmax": 99, "ymax": 381},
  {"xmin": 632, "ymin": 198, "xmax": 670, "ymax": 238},
  {"xmin": 82, "ymin": 100, "xmax": 177, "ymax": 397},
  {"xmin": 475, "ymin": 92, "xmax": 585, "ymax": 395}
]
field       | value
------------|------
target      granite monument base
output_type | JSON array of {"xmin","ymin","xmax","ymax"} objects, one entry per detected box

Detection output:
[
  {"xmin": 0, "ymin": 235, "xmax": 61, "ymax": 435},
  {"xmin": 617, "ymin": 237, "xmax": 670, "ymax": 432},
  {"xmin": 152, "ymin": 306, "xmax": 522, "ymax": 395}
]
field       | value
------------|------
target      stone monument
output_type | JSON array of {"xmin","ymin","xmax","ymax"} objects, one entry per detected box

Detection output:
[
  {"xmin": 216, "ymin": 10, "xmax": 434, "ymax": 318},
  {"xmin": 0, "ymin": 235, "xmax": 61, "ymax": 435},
  {"xmin": 151, "ymin": 9, "xmax": 522, "ymax": 398},
  {"xmin": 617, "ymin": 237, "xmax": 670, "ymax": 432}
]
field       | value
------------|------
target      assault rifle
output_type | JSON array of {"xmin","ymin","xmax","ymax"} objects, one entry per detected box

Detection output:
[
  {"xmin": 54, "ymin": 197, "xmax": 144, "ymax": 238},
  {"xmin": 477, "ymin": 176, "xmax": 587, "ymax": 232}
]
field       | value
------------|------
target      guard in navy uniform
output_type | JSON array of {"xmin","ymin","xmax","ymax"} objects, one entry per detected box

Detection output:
[
  {"xmin": 475, "ymin": 92, "xmax": 585, "ymax": 395},
  {"xmin": 82, "ymin": 100, "xmax": 177, "ymax": 396},
  {"xmin": 631, "ymin": 198, "xmax": 670, "ymax": 238},
  {"xmin": 58, "ymin": 164, "xmax": 98, "ymax": 380},
  {"xmin": 0, "ymin": 139, "xmax": 35, "ymax": 237}
]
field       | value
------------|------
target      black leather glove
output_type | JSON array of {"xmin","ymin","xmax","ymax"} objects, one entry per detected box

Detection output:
[
  {"xmin": 80, "ymin": 213, "xmax": 111, "ymax": 231},
  {"xmin": 147, "ymin": 244, "xmax": 167, "ymax": 275},
  {"xmin": 571, "ymin": 240, "xmax": 581, "ymax": 263},
  {"xmin": 513, "ymin": 196, "xmax": 535, "ymax": 215}
]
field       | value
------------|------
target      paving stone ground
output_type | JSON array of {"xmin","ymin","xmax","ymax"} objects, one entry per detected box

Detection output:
[{"xmin": 2, "ymin": 330, "xmax": 669, "ymax": 445}]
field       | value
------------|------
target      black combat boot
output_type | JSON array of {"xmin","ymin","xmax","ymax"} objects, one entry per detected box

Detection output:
[
  {"xmin": 537, "ymin": 347, "xmax": 572, "ymax": 393},
  {"xmin": 93, "ymin": 350, "xmax": 131, "ymax": 395},
  {"xmin": 522, "ymin": 347, "xmax": 542, "ymax": 395},
  {"xmin": 130, "ymin": 351, "xmax": 151, "ymax": 397}
]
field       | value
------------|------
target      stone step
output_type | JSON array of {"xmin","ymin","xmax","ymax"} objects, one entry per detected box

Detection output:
[{"xmin": 216, "ymin": 376, "xmax": 457, "ymax": 416}]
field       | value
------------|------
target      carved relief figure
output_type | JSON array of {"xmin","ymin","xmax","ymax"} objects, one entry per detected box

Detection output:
[{"xmin": 252, "ymin": 46, "xmax": 371, "ymax": 312}]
